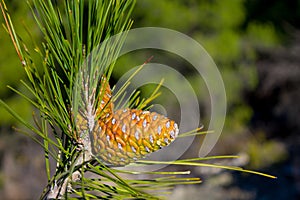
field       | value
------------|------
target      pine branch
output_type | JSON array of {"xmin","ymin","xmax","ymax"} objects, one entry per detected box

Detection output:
[{"xmin": 0, "ymin": 0, "xmax": 276, "ymax": 199}]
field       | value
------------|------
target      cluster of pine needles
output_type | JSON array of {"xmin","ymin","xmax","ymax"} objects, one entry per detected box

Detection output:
[{"xmin": 0, "ymin": 0, "xmax": 275, "ymax": 199}]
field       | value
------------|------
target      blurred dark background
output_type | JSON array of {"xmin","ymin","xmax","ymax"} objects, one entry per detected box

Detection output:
[{"xmin": 0, "ymin": 0, "xmax": 299, "ymax": 199}]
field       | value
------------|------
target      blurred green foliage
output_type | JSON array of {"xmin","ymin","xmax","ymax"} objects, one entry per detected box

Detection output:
[
  {"xmin": 244, "ymin": 0, "xmax": 300, "ymax": 34},
  {"xmin": 247, "ymin": 132, "xmax": 288, "ymax": 169},
  {"xmin": 115, "ymin": 0, "xmax": 280, "ymax": 125}
]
